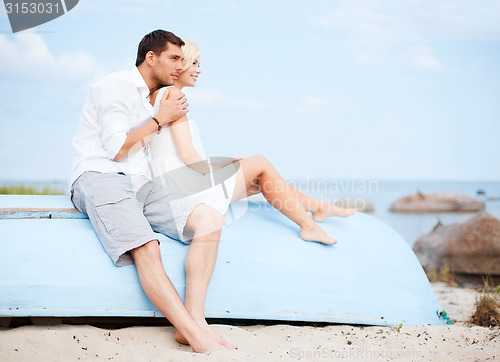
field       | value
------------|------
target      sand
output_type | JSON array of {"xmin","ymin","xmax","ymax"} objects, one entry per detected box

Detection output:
[{"xmin": 0, "ymin": 283, "xmax": 498, "ymax": 361}]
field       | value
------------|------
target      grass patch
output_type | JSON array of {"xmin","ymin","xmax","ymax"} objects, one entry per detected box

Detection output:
[
  {"xmin": 470, "ymin": 277, "xmax": 500, "ymax": 327},
  {"xmin": 0, "ymin": 185, "xmax": 64, "ymax": 195},
  {"xmin": 426, "ymin": 265, "xmax": 456, "ymax": 286}
]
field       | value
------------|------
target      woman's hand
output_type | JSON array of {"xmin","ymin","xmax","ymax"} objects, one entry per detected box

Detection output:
[{"xmin": 210, "ymin": 157, "xmax": 243, "ymax": 170}]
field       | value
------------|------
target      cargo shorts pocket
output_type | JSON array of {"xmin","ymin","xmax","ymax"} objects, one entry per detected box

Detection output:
[{"xmin": 91, "ymin": 190, "xmax": 135, "ymax": 235}]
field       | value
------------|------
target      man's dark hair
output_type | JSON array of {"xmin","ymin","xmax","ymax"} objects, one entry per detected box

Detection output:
[{"xmin": 135, "ymin": 30, "xmax": 185, "ymax": 67}]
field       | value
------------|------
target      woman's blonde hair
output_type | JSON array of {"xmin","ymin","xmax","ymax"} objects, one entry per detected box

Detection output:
[{"xmin": 181, "ymin": 39, "xmax": 201, "ymax": 72}]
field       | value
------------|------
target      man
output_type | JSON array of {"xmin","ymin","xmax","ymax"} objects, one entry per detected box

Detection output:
[{"xmin": 70, "ymin": 30, "xmax": 232, "ymax": 352}]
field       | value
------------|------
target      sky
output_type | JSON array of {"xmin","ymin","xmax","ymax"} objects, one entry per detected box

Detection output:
[{"xmin": 0, "ymin": 0, "xmax": 499, "ymax": 182}]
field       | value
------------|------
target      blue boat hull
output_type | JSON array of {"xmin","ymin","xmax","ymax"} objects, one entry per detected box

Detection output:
[{"xmin": 0, "ymin": 196, "xmax": 446, "ymax": 326}]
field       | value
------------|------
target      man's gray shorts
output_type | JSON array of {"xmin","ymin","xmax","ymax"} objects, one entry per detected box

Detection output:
[{"xmin": 71, "ymin": 171, "xmax": 185, "ymax": 266}]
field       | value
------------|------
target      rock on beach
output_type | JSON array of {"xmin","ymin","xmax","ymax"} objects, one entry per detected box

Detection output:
[
  {"xmin": 390, "ymin": 192, "xmax": 485, "ymax": 213},
  {"xmin": 334, "ymin": 197, "xmax": 374, "ymax": 213},
  {"xmin": 413, "ymin": 212, "xmax": 500, "ymax": 275}
]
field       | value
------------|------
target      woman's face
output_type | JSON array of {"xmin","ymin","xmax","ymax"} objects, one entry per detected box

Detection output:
[{"xmin": 176, "ymin": 56, "xmax": 201, "ymax": 88}]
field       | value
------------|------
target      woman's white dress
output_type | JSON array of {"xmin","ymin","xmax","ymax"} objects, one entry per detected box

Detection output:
[{"xmin": 148, "ymin": 87, "xmax": 237, "ymax": 241}]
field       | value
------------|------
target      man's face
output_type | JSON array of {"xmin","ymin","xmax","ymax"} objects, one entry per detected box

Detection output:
[{"xmin": 152, "ymin": 43, "xmax": 183, "ymax": 87}]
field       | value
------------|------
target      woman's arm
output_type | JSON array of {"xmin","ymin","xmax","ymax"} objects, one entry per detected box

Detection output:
[
  {"xmin": 167, "ymin": 88, "xmax": 211, "ymax": 174},
  {"xmin": 170, "ymin": 117, "xmax": 211, "ymax": 174}
]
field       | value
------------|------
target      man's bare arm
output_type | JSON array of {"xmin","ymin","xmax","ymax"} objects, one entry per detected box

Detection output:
[{"xmin": 114, "ymin": 89, "xmax": 188, "ymax": 161}]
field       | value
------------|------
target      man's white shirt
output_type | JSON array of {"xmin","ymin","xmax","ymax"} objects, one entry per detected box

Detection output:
[{"xmin": 70, "ymin": 68, "xmax": 156, "ymax": 189}]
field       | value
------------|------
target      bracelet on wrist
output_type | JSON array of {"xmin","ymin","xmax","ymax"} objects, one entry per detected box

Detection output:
[{"xmin": 152, "ymin": 117, "xmax": 162, "ymax": 134}]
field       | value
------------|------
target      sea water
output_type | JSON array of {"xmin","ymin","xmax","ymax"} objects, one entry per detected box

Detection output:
[
  {"xmin": 2, "ymin": 179, "xmax": 499, "ymax": 247},
  {"xmin": 286, "ymin": 179, "xmax": 500, "ymax": 247}
]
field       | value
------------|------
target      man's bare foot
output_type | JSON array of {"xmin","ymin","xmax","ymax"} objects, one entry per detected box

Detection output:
[
  {"xmin": 175, "ymin": 321, "xmax": 236, "ymax": 350},
  {"xmin": 312, "ymin": 204, "xmax": 357, "ymax": 222},
  {"xmin": 197, "ymin": 320, "xmax": 236, "ymax": 349},
  {"xmin": 178, "ymin": 328, "xmax": 231, "ymax": 353},
  {"xmin": 174, "ymin": 329, "xmax": 189, "ymax": 345},
  {"xmin": 300, "ymin": 224, "xmax": 337, "ymax": 245},
  {"xmin": 190, "ymin": 334, "xmax": 229, "ymax": 353}
]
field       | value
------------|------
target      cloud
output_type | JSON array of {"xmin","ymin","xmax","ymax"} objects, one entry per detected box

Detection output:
[
  {"xmin": 406, "ymin": 0, "xmax": 500, "ymax": 42},
  {"xmin": 0, "ymin": 123, "xmax": 28, "ymax": 158},
  {"xmin": 411, "ymin": 44, "xmax": 444, "ymax": 70},
  {"xmin": 75, "ymin": 0, "xmax": 173, "ymax": 15},
  {"xmin": 308, "ymin": 0, "xmax": 389, "ymax": 36},
  {"xmin": 0, "ymin": 30, "xmax": 104, "ymax": 83},
  {"xmin": 354, "ymin": 52, "xmax": 379, "ymax": 65},
  {"xmin": 308, "ymin": 0, "xmax": 500, "ymax": 71},
  {"xmin": 186, "ymin": 88, "xmax": 271, "ymax": 110},
  {"xmin": 309, "ymin": 0, "xmax": 500, "ymax": 42},
  {"xmin": 298, "ymin": 95, "xmax": 331, "ymax": 113},
  {"xmin": 300, "ymin": 95, "xmax": 330, "ymax": 107}
]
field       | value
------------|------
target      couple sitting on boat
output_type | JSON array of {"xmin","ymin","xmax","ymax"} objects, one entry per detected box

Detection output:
[{"xmin": 70, "ymin": 29, "xmax": 356, "ymax": 353}]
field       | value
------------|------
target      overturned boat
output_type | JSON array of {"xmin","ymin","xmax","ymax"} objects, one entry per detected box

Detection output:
[{"xmin": 0, "ymin": 195, "xmax": 447, "ymax": 326}]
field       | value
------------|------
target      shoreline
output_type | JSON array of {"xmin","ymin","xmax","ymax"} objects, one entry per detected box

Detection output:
[{"xmin": 1, "ymin": 283, "xmax": 498, "ymax": 361}]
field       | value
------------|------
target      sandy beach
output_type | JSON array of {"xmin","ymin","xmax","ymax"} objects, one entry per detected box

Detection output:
[{"xmin": 0, "ymin": 282, "xmax": 498, "ymax": 361}]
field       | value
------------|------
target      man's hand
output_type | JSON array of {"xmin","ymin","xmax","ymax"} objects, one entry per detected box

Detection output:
[
  {"xmin": 113, "ymin": 88, "xmax": 188, "ymax": 162},
  {"xmin": 156, "ymin": 88, "xmax": 188, "ymax": 126}
]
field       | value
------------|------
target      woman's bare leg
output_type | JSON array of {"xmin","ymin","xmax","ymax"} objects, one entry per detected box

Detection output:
[
  {"xmin": 231, "ymin": 155, "xmax": 352, "ymax": 244},
  {"xmin": 286, "ymin": 186, "xmax": 357, "ymax": 222},
  {"xmin": 232, "ymin": 156, "xmax": 356, "ymax": 220}
]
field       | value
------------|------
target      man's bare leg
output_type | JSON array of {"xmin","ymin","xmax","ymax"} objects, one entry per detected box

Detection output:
[
  {"xmin": 173, "ymin": 204, "xmax": 235, "ymax": 349},
  {"xmin": 130, "ymin": 240, "xmax": 229, "ymax": 352}
]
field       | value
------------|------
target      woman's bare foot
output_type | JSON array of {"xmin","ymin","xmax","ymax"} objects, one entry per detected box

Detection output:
[
  {"xmin": 312, "ymin": 203, "xmax": 357, "ymax": 222},
  {"xmin": 300, "ymin": 223, "xmax": 337, "ymax": 245}
]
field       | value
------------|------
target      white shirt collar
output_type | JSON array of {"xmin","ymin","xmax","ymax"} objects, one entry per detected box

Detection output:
[{"xmin": 130, "ymin": 67, "xmax": 151, "ymax": 100}]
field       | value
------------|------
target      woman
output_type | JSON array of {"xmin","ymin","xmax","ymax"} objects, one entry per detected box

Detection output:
[
  {"xmin": 148, "ymin": 39, "xmax": 357, "ymax": 349},
  {"xmin": 149, "ymin": 39, "xmax": 356, "ymax": 245}
]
